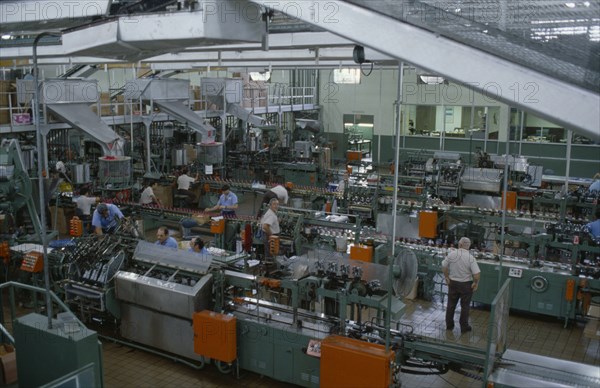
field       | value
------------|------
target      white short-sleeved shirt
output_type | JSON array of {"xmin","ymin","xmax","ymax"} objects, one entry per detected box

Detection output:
[
  {"xmin": 260, "ymin": 208, "xmax": 280, "ymax": 235},
  {"xmin": 177, "ymin": 174, "xmax": 196, "ymax": 190},
  {"xmin": 75, "ymin": 196, "xmax": 97, "ymax": 216},
  {"xmin": 441, "ymin": 248, "xmax": 480, "ymax": 282},
  {"xmin": 270, "ymin": 185, "xmax": 288, "ymax": 204},
  {"xmin": 140, "ymin": 186, "xmax": 156, "ymax": 205}
]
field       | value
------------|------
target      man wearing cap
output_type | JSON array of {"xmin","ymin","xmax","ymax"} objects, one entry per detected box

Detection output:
[
  {"xmin": 92, "ymin": 203, "xmax": 124, "ymax": 235},
  {"xmin": 258, "ymin": 182, "xmax": 291, "ymax": 218},
  {"xmin": 205, "ymin": 184, "xmax": 238, "ymax": 217}
]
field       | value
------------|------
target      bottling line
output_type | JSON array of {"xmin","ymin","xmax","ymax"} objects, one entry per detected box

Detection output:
[{"xmin": 0, "ymin": 1, "xmax": 598, "ymax": 385}]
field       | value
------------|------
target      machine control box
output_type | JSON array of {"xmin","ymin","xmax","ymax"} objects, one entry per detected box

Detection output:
[
  {"xmin": 508, "ymin": 267, "xmax": 523, "ymax": 278},
  {"xmin": 193, "ymin": 310, "xmax": 236, "ymax": 363},
  {"xmin": 20, "ymin": 251, "xmax": 43, "ymax": 273}
]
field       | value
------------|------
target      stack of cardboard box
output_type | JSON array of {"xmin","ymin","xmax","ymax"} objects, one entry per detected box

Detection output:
[{"xmin": 0, "ymin": 344, "xmax": 17, "ymax": 385}]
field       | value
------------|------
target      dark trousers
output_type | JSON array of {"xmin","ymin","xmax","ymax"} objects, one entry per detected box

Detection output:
[{"xmin": 446, "ymin": 280, "xmax": 473, "ymax": 329}]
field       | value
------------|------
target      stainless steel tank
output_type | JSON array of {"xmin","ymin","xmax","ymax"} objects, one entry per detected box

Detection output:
[
  {"xmin": 171, "ymin": 149, "xmax": 187, "ymax": 166},
  {"xmin": 20, "ymin": 147, "xmax": 36, "ymax": 171},
  {"xmin": 72, "ymin": 163, "xmax": 90, "ymax": 184},
  {"xmin": 249, "ymin": 133, "xmax": 260, "ymax": 151}
]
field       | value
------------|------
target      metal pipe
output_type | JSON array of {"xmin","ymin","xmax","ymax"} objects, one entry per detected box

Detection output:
[
  {"xmin": 388, "ymin": 62, "xmax": 404, "ymax": 353},
  {"xmin": 33, "ymin": 31, "xmax": 61, "ymax": 329},
  {"xmin": 564, "ymin": 129, "xmax": 572, "ymax": 201},
  {"xmin": 518, "ymin": 110, "xmax": 525, "ymax": 156},
  {"xmin": 498, "ymin": 110, "xmax": 510, "ymax": 289}
]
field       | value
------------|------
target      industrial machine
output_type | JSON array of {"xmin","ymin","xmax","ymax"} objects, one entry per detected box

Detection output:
[{"xmin": 0, "ymin": 139, "xmax": 43, "ymax": 240}]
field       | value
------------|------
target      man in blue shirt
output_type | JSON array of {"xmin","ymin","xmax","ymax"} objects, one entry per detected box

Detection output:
[
  {"xmin": 189, "ymin": 237, "xmax": 209, "ymax": 255},
  {"xmin": 155, "ymin": 226, "xmax": 178, "ymax": 248},
  {"xmin": 586, "ymin": 209, "xmax": 600, "ymax": 239},
  {"xmin": 206, "ymin": 184, "xmax": 238, "ymax": 217},
  {"xmin": 92, "ymin": 203, "xmax": 124, "ymax": 235},
  {"xmin": 588, "ymin": 176, "xmax": 600, "ymax": 194}
]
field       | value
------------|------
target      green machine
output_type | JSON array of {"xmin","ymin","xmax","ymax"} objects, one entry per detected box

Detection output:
[
  {"xmin": 13, "ymin": 313, "xmax": 103, "ymax": 387},
  {"xmin": 0, "ymin": 139, "xmax": 43, "ymax": 240}
]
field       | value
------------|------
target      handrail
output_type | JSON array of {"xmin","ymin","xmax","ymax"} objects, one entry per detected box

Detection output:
[{"xmin": 0, "ymin": 281, "xmax": 86, "ymax": 329}]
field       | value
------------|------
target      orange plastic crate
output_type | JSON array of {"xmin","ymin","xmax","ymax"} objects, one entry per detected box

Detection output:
[{"xmin": 349, "ymin": 244, "xmax": 373, "ymax": 262}]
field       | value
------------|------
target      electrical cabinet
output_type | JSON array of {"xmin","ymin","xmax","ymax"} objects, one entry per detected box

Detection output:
[{"xmin": 13, "ymin": 313, "xmax": 102, "ymax": 388}]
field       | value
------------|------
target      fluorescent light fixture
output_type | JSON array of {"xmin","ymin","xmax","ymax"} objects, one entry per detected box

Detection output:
[
  {"xmin": 249, "ymin": 71, "xmax": 270, "ymax": 81},
  {"xmin": 345, "ymin": 123, "xmax": 373, "ymax": 127},
  {"xmin": 419, "ymin": 75, "xmax": 445, "ymax": 84},
  {"xmin": 1, "ymin": 34, "xmax": 11, "ymax": 40}
]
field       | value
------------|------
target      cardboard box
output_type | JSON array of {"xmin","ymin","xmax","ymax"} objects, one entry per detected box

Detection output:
[
  {"xmin": 49, "ymin": 206, "xmax": 75, "ymax": 236},
  {"xmin": 153, "ymin": 184, "xmax": 173, "ymax": 208},
  {"xmin": 0, "ymin": 344, "xmax": 17, "ymax": 385},
  {"xmin": 192, "ymin": 214, "xmax": 211, "ymax": 225}
]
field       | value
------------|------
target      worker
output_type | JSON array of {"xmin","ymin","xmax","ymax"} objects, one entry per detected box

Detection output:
[
  {"xmin": 442, "ymin": 237, "xmax": 481, "ymax": 334},
  {"xmin": 205, "ymin": 184, "xmax": 238, "ymax": 217},
  {"xmin": 588, "ymin": 172, "xmax": 600, "ymax": 193},
  {"xmin": 260, "ymin": 198, "xmax": 280, "ymax": 258},
  {"xmin": 258, "ymin": 182, "xmax": 291, "ymax": 218},
  {"xmin": 75, "ymin": 187, "xmax": 99, "ymax": 218},
  {"xmin": 585, "ymin": 208, "xmax": 600, "ymax": 239},
  {"xmin": 140, "ymin": 180, "xmax": 162, "ymax": 207},
  {"xmin": 189, "ymin": 237, "xmax": 209, "ymax": 255},
  {"xmin": 176, "ymin": 168, "xmax": 199, "ymax": 207},
  {"xmin": 155, "ymin": 226, "xmax": 178, "ymax": 248},
  {"xmin": 92, "ymin": 203, "xmax": 124, "ymax": 235}
]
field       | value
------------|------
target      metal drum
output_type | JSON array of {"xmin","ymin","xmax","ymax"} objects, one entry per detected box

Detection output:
[
  {"xmin": 98, "ymin": 156, "xmax": 131, "ymax": 189},
  {"xmin": 196, "ymin": 142, "xmax": 223, "ymax": 165},
  {"xmin": 73, "ymin": 163, "xmax": 90, "ymax": 184},
  {"xmin": 249, "ymin": 134, "xmax": 260, "ymax": 151},
  {"xmin": 20, "ymin": 147, "xmax": 36, "ymax": 171},
  {"xmin": 172, "ymin": 149, "xmax": 187, "ymax": 166}
]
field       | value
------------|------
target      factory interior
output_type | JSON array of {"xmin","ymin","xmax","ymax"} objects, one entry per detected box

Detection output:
[{"xmin": 0, "ymin": 0, "xmax": 599, "ymax": 387}]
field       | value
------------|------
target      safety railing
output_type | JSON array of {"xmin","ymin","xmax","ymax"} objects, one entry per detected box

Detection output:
[{"xmin": 0, "ymin": 281, "xmax": 85, "ymax": 343}]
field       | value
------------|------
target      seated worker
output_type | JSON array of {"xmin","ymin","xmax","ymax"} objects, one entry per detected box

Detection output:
[
  {"xmin": 92, "ymin": 203, "xmax": 124, "ymax": 235},
  {"xmin": 155, "ymin": 226, "xmax": 178, "ymax": 248},
  {"xmin": 140, "ymin": 180, "xmax": 162, "ymax": 206},
  {"xmin": 189, "ymin": 237, "xmax": 209, "ymax": 255},
  {"xmin": 586, "ymin": 209, "xmax": 600, "ymax": 239},
  {"xmin": 75, "ymin": 187, "xmax": 99, "ymax": 218},
  {"xmin": 258, "ymin": 182, "xmax": 291, "ymax": 218},
  {"xmin": 176, "ymin": 168, "xmax": 199, "ymax": 207},
  {"xmin": 205, "ymin": 184, "xmax": 238, "ymax": 217}
]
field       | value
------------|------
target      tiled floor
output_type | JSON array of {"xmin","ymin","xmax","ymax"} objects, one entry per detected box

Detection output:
[{"xmin": 98, "ymin": 297, "xmax": 599, "ymax": 388}]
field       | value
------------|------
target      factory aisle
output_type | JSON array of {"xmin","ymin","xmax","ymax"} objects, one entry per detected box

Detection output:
[{"xmin": 100, "ymin": 297, "xmax": 599, "ymax": 388}]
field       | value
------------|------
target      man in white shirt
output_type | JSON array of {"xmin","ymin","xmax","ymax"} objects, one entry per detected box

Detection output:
[
  {"xmin": 176, "ymin": 168, "xmax": 198, "ymax": 207},
  {"xmin": 260, "ymin": 198, "xmax": 280, "ymax": 258},
  {"xmin": 442, "ymin": 237, "xmax": 481, "ymax": 334},
  {"xmin": 75, "ymin": 187, "xmax": 98, "ymax": 217},
  {"xmin": 258, "ymin": 182, "xmax": 291, "ymax": 217},
  {"xmin": 140, "ymin": 180, "xmax": 161, "ymax": 206}
]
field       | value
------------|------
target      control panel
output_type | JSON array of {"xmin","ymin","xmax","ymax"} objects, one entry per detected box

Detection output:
[{"xmin": 20, "ymin": 251, "xmax": 43, "ymax": 273}]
